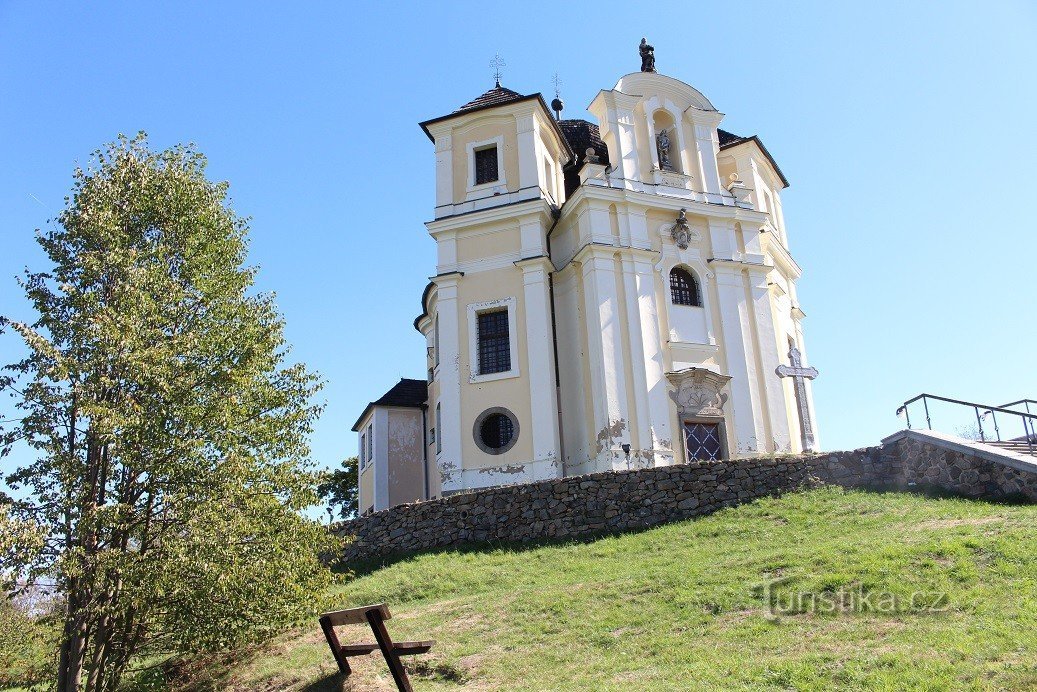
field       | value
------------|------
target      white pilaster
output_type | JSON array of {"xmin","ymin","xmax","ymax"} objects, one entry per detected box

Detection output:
[
  {"xmin": 518, "ymin": 215, "xmax": 544, "ymax": 258},
  {"xmin": 433, "ymin": 132, "xmax": 453, "ymax": 208},
  {"xmin": 586, "ymin": 201, "xmax": 615, "ymax": 246},
  {"xmin": 626, "ymin": 206, "xmax": 650, "ymax": 249},
  {"xmin": 518, "ymin": 257, "xmax": 561, "ymax": 479},
  {"xmin": 708, "ymin": 217, "xmax": 737, "ymax": 260},
  {"xmin": 714, "ymin": 265, "xmax": 766, "ymax": 455},
  {"xmin": 749, "ymin": 270, "xmax": 792, "ymax": 453},
  {"xmin": 615, "ymin": 105, "xmax": 642, "ymax": 186},
  {"xmin": 633, "ymin": 253, "xmax": 676, "ymax": 465},
  {"xmin": 580, "ymin": 249, "xmax": 631, "ymax": 470},
  {"xmin": 436, "ymin": 230, "xmax": 458, "ymax": 274},
  {"xmin": 621, "ymin": 255, "xmax": 652, "ymax": 464},
  {"xmin": 687, "ymin": 112, "xmax": 724, "ymax": 201},
  {"xmin": 517, "ymin": 114, "xmax": 539, "ymax": 192},
  {"xmin": 434, "ymin": 274, "xmax": 463, "ymax": 492}
]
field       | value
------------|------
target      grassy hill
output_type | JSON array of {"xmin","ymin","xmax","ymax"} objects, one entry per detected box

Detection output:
[{"xmin": 93, "ymin": 488, "xmax": 1037, "ymax": 689}]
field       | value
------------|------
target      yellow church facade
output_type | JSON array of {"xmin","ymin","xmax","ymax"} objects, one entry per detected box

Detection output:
[{"xmin": 354, "ymin": 42, "xmax": 818, "ymax": 514}]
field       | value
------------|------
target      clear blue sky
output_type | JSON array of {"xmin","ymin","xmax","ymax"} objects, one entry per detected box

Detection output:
[{"xmin": 2, "ymin": 1, "xmax": 1035, "ymax": 479}]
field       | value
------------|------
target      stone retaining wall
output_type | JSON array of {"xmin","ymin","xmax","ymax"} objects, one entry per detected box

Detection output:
[
  {"xmin": 334, "ymin": 431, "xmax": 1035, "ymax": 563},
  {"xmin": 886, "ymin": 430, "xmax": 1037, "ymax": 501}
]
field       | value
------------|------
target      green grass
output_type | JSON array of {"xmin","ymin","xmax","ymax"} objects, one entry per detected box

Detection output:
[{"xmin": 29, "ymin": 488, "xmax": 1037, "ymax": 690}]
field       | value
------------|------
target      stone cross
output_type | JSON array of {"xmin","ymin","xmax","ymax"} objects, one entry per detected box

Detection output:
[{"xmin": 775, "ymin": 346, "xmax": 818, "ymax": 452}]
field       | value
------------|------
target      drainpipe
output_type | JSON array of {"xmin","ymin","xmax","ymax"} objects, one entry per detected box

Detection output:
[{"xmin": 545, "ymin": 204, "xmax": 565, "ymax": 467}]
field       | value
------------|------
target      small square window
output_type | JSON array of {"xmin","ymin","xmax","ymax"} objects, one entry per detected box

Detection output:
[{"xmin": 474, "ymin": 146, "xmax": 498, "ymax": 185}]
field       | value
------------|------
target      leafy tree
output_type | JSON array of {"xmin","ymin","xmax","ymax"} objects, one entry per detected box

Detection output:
[
  {"xmin": 0, "ymin": 133, "xmax": 337, "ymax": 691},
  {"xmin": 317, "ymin": 456, "xmax": 359, "ymax": 521},
  {"xmin": 0, "ymin": 594, "xmax": 53, "ymax": 689}
]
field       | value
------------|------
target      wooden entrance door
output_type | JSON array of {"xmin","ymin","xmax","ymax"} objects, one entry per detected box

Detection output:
[{"xmin": 683, "ymin": 422, "xmax": 723, "ymax": 461}]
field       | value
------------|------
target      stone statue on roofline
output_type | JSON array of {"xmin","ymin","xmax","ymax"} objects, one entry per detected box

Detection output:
[{"xmin": 640, "ymin": 38, "xmax": 656, "ymax": 73}]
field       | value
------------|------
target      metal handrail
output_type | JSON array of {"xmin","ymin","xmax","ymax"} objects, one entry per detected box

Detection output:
[{"xmin": 896, "ymin": 393, "xmax": 1037, "ymax": 456}]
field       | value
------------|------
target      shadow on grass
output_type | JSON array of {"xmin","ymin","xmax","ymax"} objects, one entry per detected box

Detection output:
[
  {"xmin": 336, "ymin": 521, "xmax": 666, "ymax": 579},
  {"xmin": 858, "ymin": 482, "xmax": 1034, "ymax": 506},
  {"xmin": 335, "ymin": 489, "xmax": 811, "ymax": 578},
  {"xmin": 299, "ymin": 672, "xmax": 344, "ymax": 691}
]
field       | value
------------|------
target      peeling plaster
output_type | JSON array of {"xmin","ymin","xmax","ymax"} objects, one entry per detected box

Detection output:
[
  {"xmin": 594, "ymin": 418, "xmax": 628, "ymax": 454},
  {"xmin": 477, "ymin": 463, "xmax": 526, "ymax": 475}
]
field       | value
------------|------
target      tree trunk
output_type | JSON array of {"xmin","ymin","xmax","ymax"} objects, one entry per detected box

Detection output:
[{"xmin": 57, "ymin": 584, "xmax": 86, "ymax": 692}]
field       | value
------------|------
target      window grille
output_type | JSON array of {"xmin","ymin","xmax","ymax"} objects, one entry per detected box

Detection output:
[
  {"xmin": 477, "ymin": 310, "xmax": 510, "ymax": 374},
  {"xmin": 670, "ymin": 267, "xmax": 700, "ymax": 306},
  {"xmin": 480, "ymin": 413, "xmax": 515, "ymax": 450},
  {"xmin": 474, "ymin": 146, "xmax": 498, "ymax": 185},
  {"xmin": 684, "ymin": 422, "xmax": 722, "ymax": 461}
]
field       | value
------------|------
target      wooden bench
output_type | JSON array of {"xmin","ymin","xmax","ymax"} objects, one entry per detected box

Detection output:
[{"xmin": 318, "ymin": 603, "xmax": 434, "ymax": 692}]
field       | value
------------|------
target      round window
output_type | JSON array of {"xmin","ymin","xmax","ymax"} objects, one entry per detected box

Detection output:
[{"xmin": 473, "ymin": 407, "xmax": 519, "ymax": 455}]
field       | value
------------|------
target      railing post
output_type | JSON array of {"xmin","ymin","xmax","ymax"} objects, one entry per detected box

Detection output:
[
  {"xmin": 974, "ymin": 406, "xmax": 985, "ymax": 442},
  {"xmin": 923, "ymin": 397, "xmax": 932, "ymax": 430},
  {"xmin": 990, "ymin": 411, "xmax": 1001, "ymax": 441}
]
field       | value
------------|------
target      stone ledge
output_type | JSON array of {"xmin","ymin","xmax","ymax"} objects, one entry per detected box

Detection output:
[{"xmin": 882, "ymin": 428, "xmax": 1037, "ymax": 475}]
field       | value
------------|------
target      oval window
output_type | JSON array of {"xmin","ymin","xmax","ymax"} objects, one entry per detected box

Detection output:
[{"xmin": 473, "ymin": 407, "xmax": 519, "ymax": 455}]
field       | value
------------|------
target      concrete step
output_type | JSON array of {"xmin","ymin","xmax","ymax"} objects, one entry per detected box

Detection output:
[{"xmin": 985, "ymin": 440, "xmax": 1037, "ymax": 456}]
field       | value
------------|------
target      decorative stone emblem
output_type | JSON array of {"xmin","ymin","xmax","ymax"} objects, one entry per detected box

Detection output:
[
  {"xmin": 670, "ymin": 208, "xmax": 693, "ymax": 250},
  {"xmin": 666, "ymin": 367, "xmax": 731, "ymax": 418}
]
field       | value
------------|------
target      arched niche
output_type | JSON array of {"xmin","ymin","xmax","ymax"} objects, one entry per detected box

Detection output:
[{"xmin": 651, "ymin": 109, "xmax": 680, "ymax": 174}]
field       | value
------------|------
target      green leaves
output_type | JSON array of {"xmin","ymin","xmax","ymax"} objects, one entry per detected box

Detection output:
[
  {"xmin": 1, "ymin": 132, "xmax": 334, "ymax": 691},
  {"xmin": 317, "ymin": 456, "xmax": 360, "ymax": 521}
]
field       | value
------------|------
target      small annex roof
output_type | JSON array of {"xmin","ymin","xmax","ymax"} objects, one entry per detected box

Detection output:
[
  {"xmin": 717, "ymin": 128, "xmax": 790, "ymax": 189},
  {"xmin": 558, "ymin": 118, "xmax": 611, "ymax": 198},
  {"xmin": 558, "ymin": 118, "xmax": 609, "ymax": 168},
  {"xmin": 351, "ymin": 378, "xmax": 429, "ymax": 432},
  {"xmin": 453, "ymin": 84, "xmax": 525, "ymax": 113},
  {"xmin": 418, "ymin": 83, "xmax": 574, "ymax": 161}
]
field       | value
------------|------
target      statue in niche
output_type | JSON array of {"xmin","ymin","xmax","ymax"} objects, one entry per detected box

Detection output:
[
  {"xmin": 639, "ymin": 38, "xmax": 656, "ymax": 73},
  {"xmin": 657, "ymin": 128, "xmax": 673, "ymax": 171}
]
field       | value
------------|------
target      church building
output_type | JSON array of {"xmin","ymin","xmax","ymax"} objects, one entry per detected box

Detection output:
[{"xmin": 352, "ymin": 40, "xmax": 819, "ymax": 515}]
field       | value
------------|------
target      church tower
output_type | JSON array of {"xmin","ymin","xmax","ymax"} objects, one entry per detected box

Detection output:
[
  {"xmin": 413, "ymin": 81, "xmax": 573, "ymax": 496},
  {"xmin": 354, "ymin": 41, "xmax": 819, "ymax": 513}
]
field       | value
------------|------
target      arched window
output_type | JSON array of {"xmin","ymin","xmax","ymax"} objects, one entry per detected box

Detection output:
[{"xmin": 670, "ymin": 267, "xmax": 700, "ymax": 307}]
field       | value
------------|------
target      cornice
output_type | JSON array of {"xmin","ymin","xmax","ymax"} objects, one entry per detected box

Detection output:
[
  {"xmin": 707, "ymin": 257, "xmax": 772, "ymax": 275},
  {"xmin": 560, "ymin": 184, "xmax": 768, "ymax": 226},
  {"xmin": 514, "ymin": 255, "xmax": 553, "ymax": 271},
  {"xmin": 426, "ymin": 198, "xmax": 552, "ymax": 235},
  {"xmin": 763, "ymin": 230, "xmax": 803, "ymax": 279}
]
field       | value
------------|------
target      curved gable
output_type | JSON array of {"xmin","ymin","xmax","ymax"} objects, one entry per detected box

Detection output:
[{"xmin": 612, "ymin": 71, "xmax": 717, "ymax": 112}]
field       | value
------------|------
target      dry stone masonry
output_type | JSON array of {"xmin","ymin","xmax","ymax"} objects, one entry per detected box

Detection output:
[{"xmin": 335, "ymin": 431, "xmax": 1036, "ymax": 564}]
